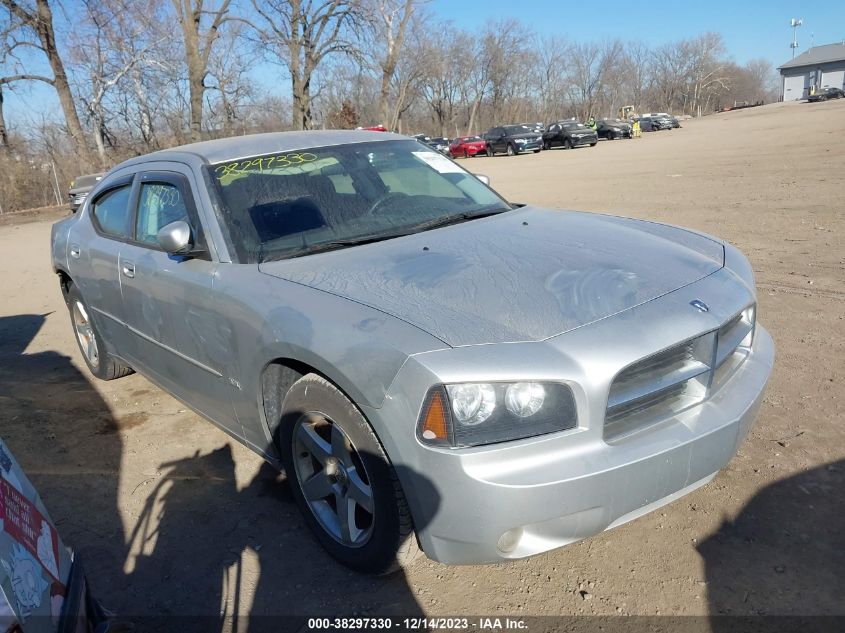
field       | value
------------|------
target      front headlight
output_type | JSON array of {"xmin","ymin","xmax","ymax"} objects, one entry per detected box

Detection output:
[{"xmin": 418, "ymin": 381, "xmax": 577, "ymax": 448}]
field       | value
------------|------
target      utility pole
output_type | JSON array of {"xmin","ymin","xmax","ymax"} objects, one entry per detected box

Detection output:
[{"xmin": 790, "ymin": 18, "xmax": 803, "ymax": 59}]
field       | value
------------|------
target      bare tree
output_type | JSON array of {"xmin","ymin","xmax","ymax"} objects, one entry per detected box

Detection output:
[
  {"xmin": 249, "ymin": 0, "xmax": 361, "ymax": 130},
  {"xmin": 685, "ymin": 33, "xmax": 730, "ymax": 116},
  {"xmin": 68, "ymin": 0, "xmax": 167, "ymax": 166},
  {"xmin": 535, "ymin": 34, "xmax": 569, "ymax": 123},
  {"xmin": 171, "ymin": 0, "xmax": 232, "ymax": 141},
  {"xmin": 2, "ymin": 0, "xmax": 91, "ymax": 161},
  {"xmin": 206, "ymin": 22, "xmax": 259, "ymax": 136},
  {"xmin": 621, "ymin": 41, "xmax": 652, "ymax": 114},
  {"xmin": 367, "ymin": 0, "xmax": 418, "ymax": 126},
  {"xmin": 566, "ymin": 39, "xmax": 623, "ymax": 121}
]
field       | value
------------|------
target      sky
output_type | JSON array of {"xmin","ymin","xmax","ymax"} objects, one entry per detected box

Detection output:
[
  {"xmin": 429, "ymin": 0, "xmax": 845, "ymax": 67},
  {"xmin": 3, "ymin": 0, "xmax": 845, "ymax": 129}
]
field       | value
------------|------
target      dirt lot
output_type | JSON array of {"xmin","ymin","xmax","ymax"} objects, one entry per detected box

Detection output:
[{"xmin": 0, "ymin": 100, "xmax": 843, "ymax": 627}]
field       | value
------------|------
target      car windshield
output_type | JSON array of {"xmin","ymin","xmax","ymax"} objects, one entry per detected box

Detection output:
[
  {"xmin": 503, "ymin": 125, "xmax": 532, "ymax": 135},
  {"xmin": 205, "ymin": 139, "xmax": 511, "ymax": 263}
]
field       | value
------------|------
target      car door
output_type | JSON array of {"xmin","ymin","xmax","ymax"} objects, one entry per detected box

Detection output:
[
  {"xmin": 117, "ymin": 167, "xmax": 241, "ymax": 435},
  {"xmin": 66, "ymin": 176, "xmax": 136, "ymax": 360},
  {"xmin": 493, "ymin": 127, "xmax": 508, "ymax": 152}
]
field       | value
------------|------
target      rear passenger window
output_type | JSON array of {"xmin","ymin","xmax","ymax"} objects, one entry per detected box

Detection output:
[
  {"xmin": 136, "ymin": 183, "xmax": 190, "ymax": 245},
  {"xmin": 91, "ymin": 186, "xmax": 133, "ymax": 239}
]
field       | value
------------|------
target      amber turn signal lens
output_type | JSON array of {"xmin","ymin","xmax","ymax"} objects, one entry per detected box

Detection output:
[{"xmin": 421, "ymin": 390, "xmax": 448, "ymax": 442}]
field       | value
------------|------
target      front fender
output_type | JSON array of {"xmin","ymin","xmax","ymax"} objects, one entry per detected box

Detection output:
[{"xmin": 213, "ymin": 264, "xmax": 447, "ymax": 451}]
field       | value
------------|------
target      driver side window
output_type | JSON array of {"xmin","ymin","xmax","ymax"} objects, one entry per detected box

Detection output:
[{"xmin": 136, "ymin": 182, "xmax": 190, "ymax": 245}]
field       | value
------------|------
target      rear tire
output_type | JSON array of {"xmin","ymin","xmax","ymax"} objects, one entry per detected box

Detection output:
[
  {"xmin": 485, "ymin": 145, "xmax": 493, "ymax": 157},
  {"xmin": 65, "ymin": 283, "xmax": 133, "ymax": 381},
  {"xmin": 279, "ymin": 374, "xmax": 420, "ymax": 574}
]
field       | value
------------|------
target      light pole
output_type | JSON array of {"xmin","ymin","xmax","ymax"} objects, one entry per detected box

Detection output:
[{"xmin": 790, "ymin": 18, "xmax": 803, "ymax": 59}]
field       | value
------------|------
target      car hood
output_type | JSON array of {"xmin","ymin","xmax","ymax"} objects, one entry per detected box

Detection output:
[{"xmin": 258, "ymin": 208, "xmax": 724, "ymax": 347}]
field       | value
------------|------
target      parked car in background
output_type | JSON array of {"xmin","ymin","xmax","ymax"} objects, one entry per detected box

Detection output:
[
  {"xmin": 426, "ymin": 137, "xmax": 450, "ymax": 154},
  {"xmin": 639, "ymin": 116, "xmax": 673, "ymax": 132},
  {"xmin": 542, "ymin": 120, "xmax": 598, "ymax": 149},
  {"xmin": 51, "ymin": 130, "xmax": 773, "ymax": 575},
  {"xmin": 68, "ymin": 172, "xmax": 105, "ymax": 212},
  {"xmin": 807, "ymin": 87, "xmax": 845, "ymax": 102},
  {"xmin": 449, "ymin": 135, "xmax": 488, "ymax": 158},
  {"xmin": 483, "ymin": 125, "xmax": 543, "ymax": 156},
  {"xmin": 596, "ymin": 119, "xmax": 632, "ymax": 140},
  {"xmin": 640, "ymin": 113, "xmax": 679, "ymax": 129}
]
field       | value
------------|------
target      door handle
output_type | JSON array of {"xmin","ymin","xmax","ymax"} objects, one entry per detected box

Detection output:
[
  {"xmin": 121, "ymin": 262, "xmax": 135, "ymax": 278},
  {"xmin": 70, "ymin": 245, "xmax": 81, "ymax": 259}
]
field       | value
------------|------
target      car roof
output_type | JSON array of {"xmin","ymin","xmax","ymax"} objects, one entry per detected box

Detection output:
[{"xmin": 115, "ymin": 130, "xmax": 408, "ymax": 169}]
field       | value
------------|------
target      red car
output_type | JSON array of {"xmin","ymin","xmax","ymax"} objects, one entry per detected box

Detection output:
[{"xmin": 449, "ymin": 135, "xmax": 487, "ymax": 158}]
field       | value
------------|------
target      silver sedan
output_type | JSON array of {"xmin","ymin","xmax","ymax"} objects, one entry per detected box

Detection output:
[{"xmin": 51, "ymin": 131, "xmax": 774, "ymax": 573}]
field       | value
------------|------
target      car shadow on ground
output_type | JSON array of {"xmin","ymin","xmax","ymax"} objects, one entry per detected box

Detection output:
[
  {"xmin": 123, "ymin": 441, "xmax": 432, "ymax": 631},
  {"xmin": 699, "ymin": 459, "xmax": 844, "ymax": 624},
  {"xmin": 0, "ymin": 313, "xmax": 127, "ymax": 600}
]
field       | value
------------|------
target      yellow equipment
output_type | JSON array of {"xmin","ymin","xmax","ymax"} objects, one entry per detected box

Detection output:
[{"xmin": 619, "ymin": 105, "xmax": 638, "ymax": 120}]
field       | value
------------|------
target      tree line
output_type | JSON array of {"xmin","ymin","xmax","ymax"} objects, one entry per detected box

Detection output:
[{"xmin": 0, "ymin": 0, "xmax": 778, "ymax": 212}]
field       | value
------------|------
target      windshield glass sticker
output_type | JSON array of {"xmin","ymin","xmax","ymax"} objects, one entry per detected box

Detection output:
[{"xmin": 412, "ymin": 151, "xmax": 463, "ymax": 174}]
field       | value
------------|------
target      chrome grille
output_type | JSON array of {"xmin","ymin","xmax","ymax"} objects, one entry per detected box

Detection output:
[{"xmin": 605, "ymin": 305, "xmax": 755, "ymax": 441}]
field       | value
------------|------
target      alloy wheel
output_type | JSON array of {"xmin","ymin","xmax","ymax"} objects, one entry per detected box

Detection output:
[
  {"xmin": 292, "ymin": 413, "xmax": 375, "ymax": 547},
  {"xmin": 72, "ymin": 301, "xmax": 99, "ymax": 368}
]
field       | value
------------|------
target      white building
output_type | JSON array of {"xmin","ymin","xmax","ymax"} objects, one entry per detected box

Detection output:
[{"xmin": 778, "ymin": 42, "xmax": 845, "ymax": 101}]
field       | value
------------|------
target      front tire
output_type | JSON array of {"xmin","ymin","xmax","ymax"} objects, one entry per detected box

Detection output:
[
  {"xmin": 485, "ymin": 145, "xmax": 493, "ymax": 157},
  {"xmin": 563, "ymin": 138, "xmax": 572, "ymax": 149},
  {"xmin": 65, "ymin": 283, "xmax": 133, "ymax": 381},
  {"xmin": 506, "ymin": 144, "xmax": 516, "ymax": 156},
  {"xmin": 279, "ymin": 374, "xmax": 419, "ymax": 574}
]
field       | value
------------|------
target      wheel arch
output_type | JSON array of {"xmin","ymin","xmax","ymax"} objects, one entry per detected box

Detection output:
[
  {"xmin": 258, "ymin": 355, "xmax": 394, "ymax": 459},
  {"xmin": 55, "ymin": 268, "xmax": 74, "ymax": 303}
]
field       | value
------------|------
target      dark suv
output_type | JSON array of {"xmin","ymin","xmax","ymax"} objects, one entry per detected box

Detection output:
[
  {"xmin": 483, "ymin": 125, "xmax": 543, "ymax": 156},
  {"xmin": 68, "ymin": 172, "xmax": 105, "ymax": 212},
  {"xmin": 542, "ymin": 120, "xmax": 598, "ymax": 149}
]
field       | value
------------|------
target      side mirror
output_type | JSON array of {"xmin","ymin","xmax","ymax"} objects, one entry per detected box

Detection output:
[
  {"xmin": 474, "ymin": 174, "xmax": 491, "ymax": 186},
  {"xmin": 157, "ymin": 220, "xmax": 194, "ymax": 255}
]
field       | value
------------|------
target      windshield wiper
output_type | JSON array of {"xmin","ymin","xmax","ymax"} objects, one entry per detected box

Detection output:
[
  {"xmin": 264, "ymin": 232, "xmax": 408, "ymax": 261},
  {"xmin": 262, "ymin": 207, "xmax": 509, "ymax": 262}
]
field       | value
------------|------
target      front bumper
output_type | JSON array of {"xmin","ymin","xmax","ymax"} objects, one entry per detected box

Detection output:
[
  {"xmin": 515, "ymin": 139, "xmax": 542, "ymax": 152},
  {"xmin": 452, "ymin": 145, "xmax": 486, "ymax": 157},
  {"xmin": 363, "ymin": 273, "xmax": 774, "ymax": 565},
  {"xmin": 571, "ymin": 134, "xmax": 597, "ymax": 146}
]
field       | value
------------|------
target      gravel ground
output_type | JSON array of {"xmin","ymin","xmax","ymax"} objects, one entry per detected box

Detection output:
[{"xmin": 0, "ymin": 99, "xmax": 842, "ymax": 626}]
